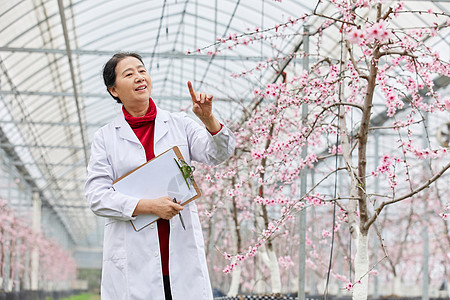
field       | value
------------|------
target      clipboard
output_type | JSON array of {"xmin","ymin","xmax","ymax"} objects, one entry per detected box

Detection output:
[{"xmin": 112, "ymin": 146, "xmax": 201, "ymax": 231}]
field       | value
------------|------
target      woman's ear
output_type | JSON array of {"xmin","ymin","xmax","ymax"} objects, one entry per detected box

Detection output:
[{"xmin": 108, "ymin": 86, "xmax": 118, "ymax": 98}]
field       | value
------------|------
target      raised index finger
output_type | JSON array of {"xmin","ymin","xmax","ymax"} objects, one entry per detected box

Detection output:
[{"xmin": 187, "ymin": 81, "xmax": 196, "ymax": 101}]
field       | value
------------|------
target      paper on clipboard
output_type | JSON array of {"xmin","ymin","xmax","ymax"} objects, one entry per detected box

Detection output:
[{"xmin": 112, "ymin": 146, "xmax": 201, "ymax": 231}]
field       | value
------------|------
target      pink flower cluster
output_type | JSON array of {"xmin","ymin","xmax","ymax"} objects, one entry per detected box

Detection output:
[
  {"xmin": 305, "ymin": 194, "xmax": 325, "ymax": 206},
  {"xmin": 278, "ymin": 256, "xmax": 295, "ymax": 269},
  {"xmin": 400, "ymin": 140, "xmax": 448, "ymax": 160},
  {"xmin": 222, "ymin": 218, "xmax": 287, "ymax": 273},
  {"xmin": 253, "ymin": 195, "xmax": 291, "ymax": 206},
  {"xmin": 322, "ymin": 229, "xmax": 332, "ymax": 238},
  {"xmin": 441, "ymin": 204, "xmax": 449, "ymax": 220},
  {"xmin": 328, "ymin": 145, "xmax": 342, "ymax": 154},
  {"xmin": 383, "ymin": 88, "xmax": 404, "ymax": 117},
  {"xmin": 345, "ymin": 282, "xmax": 353, "ymax": 292},
  {"xmin": 410, "ymin": 147, "xmax": 447, "ymax": 160},
  {"xmin": 372, "ymin": 154, "xmax": 396, "ymax": 175},
  {"xmin": 345, "ymin": 20, "xmax": 394, "ymax": 45},
  {"xmin": 344, "ymin": 280, "xmax": 362, "ymax": 292},
  {"xmin": 372, "ymin": 154, "xmax": 401, "ymax": 189}
]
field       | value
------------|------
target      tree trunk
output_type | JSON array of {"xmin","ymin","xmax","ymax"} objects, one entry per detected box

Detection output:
[
  {"xmin": 255, "ymin": 200, "xmax": 282, "ymax": 294},
  {"xmin": 227, "ymin": 260, "xmax": 242, "ymax": 297},
  {"xmin": 226, "ymin": 181, "xmax": 242, "ymax": 296},
  {"xmin": 260, "ymin": 246, "xmax": 282, "ymax": 294},
  {"xmin": 253, "ymin": 255, "xmax": 266, "ymax": 294},
  {"xmin": 353, "ymin": 232, "xmax": 369, "ymax": 300},
  {"xmin": 392, "ymin": 276, "xmax": 402, "ymax": 296}
]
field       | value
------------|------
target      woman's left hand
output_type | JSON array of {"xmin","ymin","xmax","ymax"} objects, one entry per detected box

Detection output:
[
  {"xmin": 187, "ymin": 81, "xmax": 213, "ymax": 119},
  {"xmin": 187, "ymin": 81, "xmax": 221, "ymax": 133}
]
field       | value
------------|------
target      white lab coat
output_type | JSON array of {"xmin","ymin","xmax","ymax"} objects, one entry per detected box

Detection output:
[{"xmin": 85, "ymin": 107, "xmax": 235, "ymax": 300}]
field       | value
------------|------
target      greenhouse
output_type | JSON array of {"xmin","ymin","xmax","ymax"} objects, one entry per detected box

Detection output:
[{"xmin": 0, "ymin": 0, "xmax": 449, "ymax": 299}]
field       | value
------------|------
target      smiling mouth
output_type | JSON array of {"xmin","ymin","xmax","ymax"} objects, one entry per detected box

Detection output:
[{"xmin": 135, "ymin": 86, "xmax": 147, "ymax": 91}]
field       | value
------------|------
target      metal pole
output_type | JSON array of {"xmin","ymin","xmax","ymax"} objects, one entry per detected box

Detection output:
[
  {"xmin": 422, "ymin": 208, "xmax": 429, "ymax": 300},
  {"xmin": 2, "ymin": 157, "xmax": 13, "ymax": 291},
  {"xmin": 298, "ymin": 25, "xmax": 309, "ymax": 300},
  {"xmin": 57, "ymin": 0, "xmax": 88, "ymax": 167},
  {"xmin": 31, "ymin": 191, "xmax": 41, "ymax": 290},
  {"xmin": 422, "ymin": 114, "xmax": 429, "ymax": 300},
  {"xmin": 373, "ymin": 133, "xmax": 379, "ymax": 299}
]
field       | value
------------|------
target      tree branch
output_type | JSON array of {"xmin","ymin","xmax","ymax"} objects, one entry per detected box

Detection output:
[
  {"xmin": 368, "ymin": 119, "xmax": 423, "ymax": 131},
  {"xmin": 378, "ymin": 50, "xmax": 418, "ymax": 59},
  {"xmin": 344, "ymin": 40, "xmax": 369, "ymax": 80},
  {"xmin": 364, "ymin": 162, "xmax": 450, "ymax": 230},
  {"xmin": 356, "ymin": 44, "xmax": 380, "ymax": 233},
  {"xmin": 381, "ymin": 7, "xmax": 393, "ymax": 21},
  {"xmin": 324, "ymin": 101, "xmax": 364, "ymax": 111}
]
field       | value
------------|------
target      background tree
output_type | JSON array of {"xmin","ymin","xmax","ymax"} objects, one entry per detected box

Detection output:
[{"xmin": 0, "ymin": 198, "xmax": 77, "ymax": 291}]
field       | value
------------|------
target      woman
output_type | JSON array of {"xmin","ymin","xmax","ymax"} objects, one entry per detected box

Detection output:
[{"xmin": 85, "ymin": 52, "xmax": 235, "ymax": 300}]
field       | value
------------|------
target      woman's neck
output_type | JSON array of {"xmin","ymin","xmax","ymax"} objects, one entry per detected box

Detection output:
[{"xmin": 123, "ymin": 102, "xmax": 149, "ymax": 117}]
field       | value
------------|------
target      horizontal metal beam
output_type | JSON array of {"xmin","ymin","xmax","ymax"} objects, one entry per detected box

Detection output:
[
  {"xmin": 0, "ymin": 89, "xmax": 107, "ymax": 98},
  {"xmin": 11, "ymin": 160, "xmax": 86, "ymax": 167},
  {"xmin": 75, "ymin": 246, "xmax": 103, "ymax": 253},
  {"xmin": 0, "ymin": 46, "xmax": 305, "ymax": 63},
  {"xmin": 0, "ymin": 90, "xmax": 235, "ymax": 102},
  {"xmin": 1, "ymin": 143, "xmax": 83, "ymax": 150},
  {"xmin": 53, "ymin": 204, "xmax": 90, "ymax": 209},
  {"xmin": 0, "ymin": 119, "xmax": 104, "ymax": 128},
  {"xmin": 20, "ymin": 175, "xmax": 86, "ymax": 183},
  {"xmin": 4, "ymin": 201, "xmax": 89, "ymax": 209}
]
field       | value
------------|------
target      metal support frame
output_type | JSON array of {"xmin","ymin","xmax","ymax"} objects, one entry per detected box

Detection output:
[
  {"xmin": 0, "ymin": 46, "xmax": 303, "ymax": 62},
  {"xmin": 298, "ymin": 24, "xmax": 309, "ymax": 300},
  {"xmin": 57, "ymin": 0, "xmax": 89, "ymax": 167}
]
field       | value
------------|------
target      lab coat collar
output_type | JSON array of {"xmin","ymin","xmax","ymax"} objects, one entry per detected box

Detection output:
[
  {"xmin": 113, "ymin": 113, "xmax": 140, "ymax": 144},
  {"xmin": 112, "ymin": 105, "xmax": 169, "ymax": 144},
  {"xmin": 154, "ymin": 106, "xmax": 169, "ymax": 144}
]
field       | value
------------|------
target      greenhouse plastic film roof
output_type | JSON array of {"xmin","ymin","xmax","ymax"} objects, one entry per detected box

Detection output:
[
  {"xmin": 0, "ymin": 0, "xmax": 317, "ymax": 251},
  {"xmin": 0, "ymin": 0, "xmax": 449, "ymax": 259}
]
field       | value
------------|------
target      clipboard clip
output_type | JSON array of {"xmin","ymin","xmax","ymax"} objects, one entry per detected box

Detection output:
[{"xmin": 174, "ymin": 158, "xmax": 195, "ymax": 190}]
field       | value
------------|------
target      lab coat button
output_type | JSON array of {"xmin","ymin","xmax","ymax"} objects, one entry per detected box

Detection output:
[
  {"xmin": 138, "ymin": 145, "xmax": 142, "ymax": 149},
  {"xmin": 150, "ymin": 224, "xmax": 155, "ymax": 229},
  {"xmin": 154, "ymin": 251, "xmax": 159, "ymax": 257}
]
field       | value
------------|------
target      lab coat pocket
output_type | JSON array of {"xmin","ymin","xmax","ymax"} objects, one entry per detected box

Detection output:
[
  {"xmin": 189, "ymin": 205, "xmax": 206, "ymax": 249},
  {"xmin": 103, "ymin": 220, "xmax": 127, "ymax": 262},
  {"xmin": 105, "ymin": 251, "xmax": 127, "ymax": 271},
  {"xmin": 101, "ymin": 251, "xmax": 127, "ymax": 300},
  {"xmin": 190, "ymin": 203, "xmax": 198, "ymax": 214}
]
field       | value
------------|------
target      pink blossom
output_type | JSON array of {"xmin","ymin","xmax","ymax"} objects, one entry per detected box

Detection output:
[
  {"xmin": 444, "ymin": 99, "xmax": 450, "ymax": 110},
  {"xmin": 364, "ymin": 20, "xmax": 393, "ymax": 43},
  {"xmin": 328, "ymin": 145, "xmax": 342, "ymax": 154},
  {"xmin": 346, "ymin": 27, "xmax": 364, "ymax": 44},
  {"xmin": 322, "ymin": 229, "xmax": 332, "ymax": 238},
  {"xmin": 278, "ymin": 256, "xmax": 295, "ymax": 269}
]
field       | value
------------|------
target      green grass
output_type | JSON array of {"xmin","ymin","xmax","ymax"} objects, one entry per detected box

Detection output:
[{"xmin": 60, "ymin": 294, "xmax": 100, "ymax": 300}]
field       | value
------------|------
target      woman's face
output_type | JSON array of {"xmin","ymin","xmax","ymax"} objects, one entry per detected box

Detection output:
[{"xmin": 108, "ymin": 56, "xmax": 152, "ymax": 107}]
